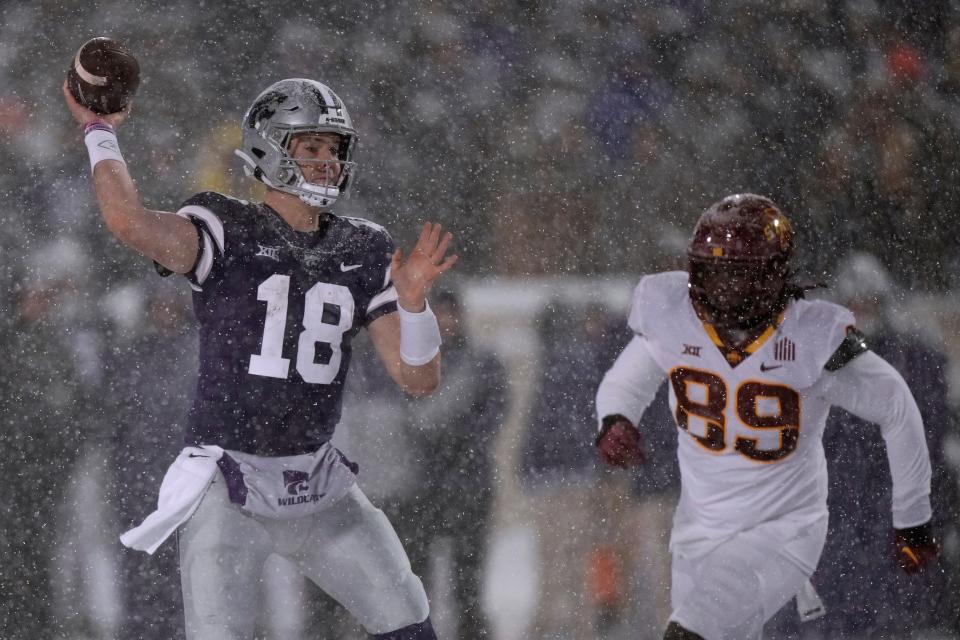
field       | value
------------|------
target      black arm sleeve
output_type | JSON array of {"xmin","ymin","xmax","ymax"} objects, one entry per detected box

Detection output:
[{"xmin": 824, "ymin": 327, "xmax": 870, "ymax": 372}]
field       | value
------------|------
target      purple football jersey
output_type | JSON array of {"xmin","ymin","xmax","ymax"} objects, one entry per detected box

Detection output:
[{"xmin": 166, "ymin": 191, "xmax": 397, "ymax": 455}]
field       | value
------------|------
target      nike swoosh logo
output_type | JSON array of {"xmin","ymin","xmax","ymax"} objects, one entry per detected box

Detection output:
[
  {"xmin": 188, "ymin": 453, "xmax": 209, "ymax": 458},
  {"xmin": 340, "ymin": 262, "xmax": 362, "ymax": 272},
  {"xmin": 760, "ymin": 363, "xmax": 783, "ymax": 372}
]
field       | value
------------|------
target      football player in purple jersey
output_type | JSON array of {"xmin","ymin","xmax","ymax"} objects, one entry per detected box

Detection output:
[{"xmin": 64, "ymin": 77, "xmax": 455, "ymax": 639}]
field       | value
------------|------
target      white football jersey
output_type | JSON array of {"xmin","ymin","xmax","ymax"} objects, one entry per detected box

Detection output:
[{"xmin": 597, "ymin": 271, "xmax": 931, "ymax": 560}]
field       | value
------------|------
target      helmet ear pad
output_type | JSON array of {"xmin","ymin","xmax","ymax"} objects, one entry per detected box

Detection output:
[{"xmin": 239, "ymin": 127, "xmax": 288, "ymax": 186}]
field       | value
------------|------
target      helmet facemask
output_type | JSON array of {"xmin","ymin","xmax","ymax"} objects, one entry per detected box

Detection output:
[
  {"xmin": 686, "ymin": 193, "xmax": 795, "ymax": 333},
  {"xmin": 688, "ymin": 256, "xmax": 790, "ymax": 331},
  {"xmin": 279, "ymin": 131, "xmax": 356, "ymax": 209},
  {"xmin": 236, "ymin": 79, "xmax": 358, "ymax": 211}
]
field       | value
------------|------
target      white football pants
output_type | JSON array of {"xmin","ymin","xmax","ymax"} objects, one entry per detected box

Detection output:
[
  {"xmin": 669, "ymin": 515, "xmax": 828, "ymax": 640},
  {"xmin": 179, "ymin": 475, "xmax": 429, "ymax": 639}
]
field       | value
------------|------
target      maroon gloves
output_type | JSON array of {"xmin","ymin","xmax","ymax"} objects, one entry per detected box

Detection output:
[
  {"xmin": 595, "ymin": 414, "xmax": 644, "ymax": 467},
  {"xmin": 894, "ymin": 522, "xmax": 940, "ymax": 574}
]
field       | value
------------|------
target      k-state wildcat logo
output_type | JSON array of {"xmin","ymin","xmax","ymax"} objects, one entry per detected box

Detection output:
[
  {"xmin": 283, "ymin": 470, "xmax": 309, "ymax": 495},
  {"xmin": 278, "ymin": 469, "xmax": 325, "ymax": 507}
]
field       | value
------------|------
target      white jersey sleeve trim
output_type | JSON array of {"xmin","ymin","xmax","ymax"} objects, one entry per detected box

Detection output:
[
  {"xmin": 194, "ymin": 231, "xmax": 215, "ymax": 285},
  {"xmin": 382, "ymin": 265, "xmax": 392, "ymax": 291},
  {"xmin": 367, "ymin": 285, "xmax": 398, "ymax": 315},
  {"xmin": 824, "ymin": 350, "xmax": 933, "ymax": 528},
  {"xmin": 177, "ymin": 204, "xmax": 225, "ymax": 254},
  {"xmin": 343, "ymin": 215, "xmax": 388, "ymax": 235},
  {"xmin": 596, "ymin": 335, "xmax": 667, "ymax": 430},
  {"xmin": 165, "ymin": 203, "xmax": 225, "ymax": 289}
]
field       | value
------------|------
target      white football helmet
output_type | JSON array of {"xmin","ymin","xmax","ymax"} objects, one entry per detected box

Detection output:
[{"xmin": 236, "ymin": 78, "xmax": 357, "ymax": 210}]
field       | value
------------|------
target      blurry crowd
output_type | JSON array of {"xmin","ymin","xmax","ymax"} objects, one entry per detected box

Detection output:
[
  {"xmin": 3, "ymin": 1, "xmax": 960, "ymax": 284},
  {"xmin": 3, "ymin": 0, "xmax": 960, "ymax": 638}
]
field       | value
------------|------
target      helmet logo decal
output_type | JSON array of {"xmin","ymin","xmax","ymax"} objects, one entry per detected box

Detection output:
[
  {"xmin": 246, "ymin": 90, "xmax": 288, "ymax": 128},
  {"xmin": 762, "ymin": 208, "xmax": 793, "ymax": 250},
  {"xmin": 304, "ymin": 83, "xmax": 335, "ymax": 115}
]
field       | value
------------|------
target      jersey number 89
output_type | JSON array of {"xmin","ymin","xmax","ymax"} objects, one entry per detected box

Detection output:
[
  {"xmin": 248, "ymin": 274, "xmax": 353, "ymax": 384},
  {"xmin": 669, "ymin": 367, "xmax": 800, "ymax": 463}
]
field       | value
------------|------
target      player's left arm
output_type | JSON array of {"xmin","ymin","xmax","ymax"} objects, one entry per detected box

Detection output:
[
  {"xmin": 824, "ymin": 347, "xmax": 939, "ymax": 571},
  {"xmin": 369, "ymin": 223, "xmax": 457, "ymax": 397}
]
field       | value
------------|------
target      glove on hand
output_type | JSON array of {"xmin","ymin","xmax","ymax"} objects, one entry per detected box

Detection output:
[
  {"xmin": 595, "ymin": 414, "xmax": 644, "ymax": 468},
  {"xmin": 894, "ymin": 521, "xmax": 940, "ymax": 574}
]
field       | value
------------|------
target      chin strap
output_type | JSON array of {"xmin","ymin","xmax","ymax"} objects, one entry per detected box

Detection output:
[{"xmin": 297, "ymin": 183, "xmax": 340, "ymax": 210}]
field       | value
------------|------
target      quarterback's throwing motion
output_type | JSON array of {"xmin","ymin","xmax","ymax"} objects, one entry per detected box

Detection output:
[{"xmin": 64, "ymin": 77, "xmax": 455, "ymax": 639}]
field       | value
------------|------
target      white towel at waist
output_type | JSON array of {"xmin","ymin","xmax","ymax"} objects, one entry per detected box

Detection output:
[{"xmin": 120, "ymin": 445, "xmax": 224, "ymax": 554}]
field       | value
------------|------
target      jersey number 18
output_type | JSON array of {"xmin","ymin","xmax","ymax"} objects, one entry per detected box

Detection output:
[{"xmin": 248, "ymin": 274, "xmax": 353, "ymax": 384}]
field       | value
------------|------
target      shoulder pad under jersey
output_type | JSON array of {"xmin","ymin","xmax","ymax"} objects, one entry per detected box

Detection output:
[
  {"xmin": 342, "ymin": 215, "xmax": 388, "ymax": 235},
  {"xmin": 627, "ymin": 271, "xmax": 690, "ymax": 337}
]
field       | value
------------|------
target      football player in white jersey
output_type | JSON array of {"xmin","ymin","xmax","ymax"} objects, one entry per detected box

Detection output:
[
  {"xmin": 594, "ymin": 194, "xmax": 939, "ymax": 640},
  {"xmin": 64, "ymin": 76, "xmax": 456, "ymax": 639}
]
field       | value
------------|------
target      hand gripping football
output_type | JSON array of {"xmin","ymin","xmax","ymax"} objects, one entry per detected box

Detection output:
[{"xmin": 66, "ymin": 37, "xmax": 140, "ymax": 115}]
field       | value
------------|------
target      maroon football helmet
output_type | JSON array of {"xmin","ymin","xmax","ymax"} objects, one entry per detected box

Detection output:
[{"xmin": 687, "ymin": 194, "xmax": 795, "ymax": 331}]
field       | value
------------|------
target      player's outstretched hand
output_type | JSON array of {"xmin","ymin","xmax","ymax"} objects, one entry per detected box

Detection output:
[
  {"xmin": 62, "ymin": 78, "xmax": 131, "ymax": 129},
  {"xmin": 596, "ymin": 414, "xmax": 644, "ymax": 468},
  {"xmin": 391, "ymin": 222, "xmax": 457, "ymax": 312},
  {"xmin": 894, "ymin": 522, "xmax": 940, "ymax": 574}
]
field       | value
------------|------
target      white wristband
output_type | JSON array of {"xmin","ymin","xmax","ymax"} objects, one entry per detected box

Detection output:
[
  {"xmin": 84, "ymin": 122, "xmax": 125, "ymax": 171},
  {"xmin": 398, "ymin": 301, "xmax": 442, "ymax": 366}
]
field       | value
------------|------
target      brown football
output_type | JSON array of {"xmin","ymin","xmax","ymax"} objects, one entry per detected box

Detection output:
[{"xmin": 66, "ymin": 37, "xmax": 140, "ymax": 115}]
